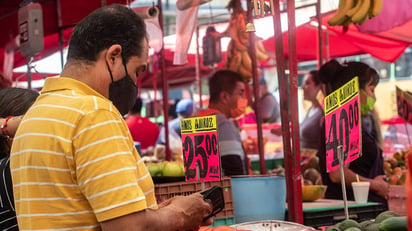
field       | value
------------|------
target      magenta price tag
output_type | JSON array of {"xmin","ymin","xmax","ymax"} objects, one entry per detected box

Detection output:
[
  {"xmin": 181, "ymin": 115, "xmax": 220, "ymax": 181},
  {"xmin": 324, "ymin": 77, "xmax": 361, "ymax": 173},
  {"xmin": 396, "ymin": 86, "xmax": 412, "ymax": 124}
]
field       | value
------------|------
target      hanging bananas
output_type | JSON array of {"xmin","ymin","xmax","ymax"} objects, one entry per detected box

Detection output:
[
  {"xmin": 328, "ymin": 0, "xmax": 383, "ymax": 26},
  {"xmin": 223, "ymin": 0, "xmax": 269, "ymax": 82}
]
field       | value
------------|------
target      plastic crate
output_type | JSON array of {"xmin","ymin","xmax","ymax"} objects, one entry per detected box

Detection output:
[
  {"xmin": 250, "ymin": 157, "xmax": 284, "ymax": 171},
  {"xmin": 155, "ymin": 177, "xmax": 234, "ymax": 218},
  {"xmin": 388, "ymin": 185, "xmax": 407, "ymax": 216},
  {"xmin": 208, "ymin": 216, "xmax": 236, "ymax": 227},
  {"xmin": 287, "ymin": 202, "xmax": 386, "ymax": 228}
]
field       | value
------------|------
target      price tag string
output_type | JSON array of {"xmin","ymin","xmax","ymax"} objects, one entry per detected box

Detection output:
[{"xmin": 338, "ymin": 145, "xmax": 349, "ymax": 220}]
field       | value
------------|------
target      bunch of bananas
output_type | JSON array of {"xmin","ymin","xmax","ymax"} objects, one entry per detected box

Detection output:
[
  {"xmin": 328, "ymin": 0, "xmax": 383, "ymax": 26},
  {"xmin": 223, "ymin": 9, "xmax": 269, "ymax": 81}
]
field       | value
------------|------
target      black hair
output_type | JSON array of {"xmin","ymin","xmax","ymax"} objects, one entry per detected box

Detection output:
[
  {"xmin": 129, "ymin": 97, "xmax": 143, "ymax": 114},
  {"xmin": 209, "ymin": 69, "xmax": 245, "ymax": 103},
  {"xmin": 0, "ymin": 88, "xmax": 39, "ymax": 159},
  {"xmin": 66, "ymin": 4, "xmax": 147, "ymax": 64},
  {"xmin": 319, "ymin": 59, "xmax": 380, "ymax": 95},
  {"xmin": 309, "ymin": 70, "xmax": 321, "ymax": 86}
]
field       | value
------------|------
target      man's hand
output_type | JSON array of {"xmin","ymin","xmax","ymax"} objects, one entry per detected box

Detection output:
[{"xmin": 166, "ymin": 193, "xmax": 213, "ymax": 230}]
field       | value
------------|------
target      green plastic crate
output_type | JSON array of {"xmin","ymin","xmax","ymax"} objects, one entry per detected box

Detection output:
[
  {"xmin": 251, "ymin": 157, "xmax": 284, "ymax": 171},
  {"xmin": 209, "ymin": 216, "xmax": 236, "ymax": 227}
]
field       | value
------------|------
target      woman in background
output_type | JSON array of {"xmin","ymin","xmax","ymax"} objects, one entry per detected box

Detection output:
[
  {"xmin": 299, "ymin": 70, "xmax": 325, "ymax": 151},
  {"xmin": 0, "ymin": 87, "xmax": 39, "ymax": 231},
  {"xmin": 271, "ymin": 70, "xmax": 324, "ymax": 151}
]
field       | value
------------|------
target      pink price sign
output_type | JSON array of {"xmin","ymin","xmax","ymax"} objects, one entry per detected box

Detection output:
[
  {"xmin": 324, "ymin": 77, "xmax": 361, "ymax": 172},
  {"xmin": 180, "ymin": 115, "xmax": 220, "ymax": 181}
]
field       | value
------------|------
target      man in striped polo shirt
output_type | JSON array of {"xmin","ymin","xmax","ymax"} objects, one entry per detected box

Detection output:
[{"xmin": 10, "ymin": 4, "xmax": 211, "ymax": 231}]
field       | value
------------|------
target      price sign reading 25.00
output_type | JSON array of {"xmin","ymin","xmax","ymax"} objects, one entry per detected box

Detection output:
[
  {"xmin": 181, "ymin": 115, "xmax": 220, "ymax": 181},
  {"xmin": 324, "ymin": 77, "xmax": 361, "ymax": 173}
]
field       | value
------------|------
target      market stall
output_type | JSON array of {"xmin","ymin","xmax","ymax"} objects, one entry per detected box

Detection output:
[{"xmin": 1, "ymin": 0, "xmax": 412, "ymax": 230}]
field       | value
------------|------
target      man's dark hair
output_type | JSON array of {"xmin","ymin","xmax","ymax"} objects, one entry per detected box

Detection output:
[
  {"xmin": 130, "ymin": 98, "xmax": 143, "ymax": 115},
  {"xmin": 209, "ymin": 70, "xmax": 244, "ymax": 103},
  {"xmin": 66, "ymin": 4, "xmax": 147, "ymax": 64}
]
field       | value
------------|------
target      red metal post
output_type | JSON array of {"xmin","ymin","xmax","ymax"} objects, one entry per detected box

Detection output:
[
  {"xmin": 287, "ymin": 0, "xmax": 303, "ymax": 224},
  {"xmin": 316, "ymin": 0, "xmax": 324, "ymax": 68},
  {"xmin": 246, "ymin": 0, "xmax": 266, "ymax": 175},
  {"xmin": 271, "ymin": 0, "xmax": 302, "ymax": 223}
]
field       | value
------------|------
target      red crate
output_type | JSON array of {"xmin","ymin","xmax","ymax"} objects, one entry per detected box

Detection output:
[{"xmin": 155, "ymin": 177, "xmax": 234, "ymax": 218}]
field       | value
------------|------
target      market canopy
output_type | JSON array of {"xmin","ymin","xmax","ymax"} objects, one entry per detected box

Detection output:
[
  {"xmin": 2, "ymin": 0, "xmax": 412, "ymax": 89},
  {"xmin": 262, "ymin": 12, "xmax": 410, "ymax": 63}
]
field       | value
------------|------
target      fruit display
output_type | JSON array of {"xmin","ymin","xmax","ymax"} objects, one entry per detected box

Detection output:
[
  {"xmin": 300, "ymin": 155, "xmax": 327, "ymax": 202},
  {"xmin": 324, "ymin": 211, "xmax": 407, "ymax": 231},
  {"xmin": 328, "ymin": 0, "xmax": 383, "ymax": 26},
  {"xmin": 302, "ymin": 185, "xmax": 327, "ymax": 202},
  {"xmin": 301, "ymin": 156, "xmax": 322, "ymax": 185},
  {"xmin": 146, "ymin": 161, "xmax": 185, "ymax": 177},
  {"xmin": 222, "ymin": 0, "xmax": 269, "ymax": 82},
  {"xmin": 383, "ymin": 148, "xmax": 410, "ymax": 185},
  {"xmin": 241, "ymin": 135, "xmax": 268, "ymax": 154}
]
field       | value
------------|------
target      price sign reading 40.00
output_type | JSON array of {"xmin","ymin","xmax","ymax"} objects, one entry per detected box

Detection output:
[
  {"xmin": 396, "ymin": 86, "xmax": 412, "ymax": 125},
  {"xmin": 180, "ymin": 115, "xmax": 220, "ymax": 182},
  {"xmin": 324, "ymin": 77, "xmax": 361, "ymax": 173}
]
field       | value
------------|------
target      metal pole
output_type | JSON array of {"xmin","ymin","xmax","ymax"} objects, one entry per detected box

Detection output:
[
  {"xmin": 316, "ymin": 0, "xmax": 324, "ymax": 68},
  {"xmin": 287, "ymin": 0, "xmax": 303, "ymax": 224},
  {"xmin": 158, "ymin": 0, "xmax": 171, "ymax": 161},
  {"xmin": 338, "ymin": 145, "xmax": 349, "ymax": 220},
  {"xmin": 56, "ymin": 0, "xmax": 64, "ymax": 70},
  {"xmin": 246, "ymin": 0, "xmax": 265, "ymax": 175},
  {"xmin": 195, "ymin": 25, "xmax": 203, "ymax": 109},
  {"xmin": 26, "ymin": 58, "xmax": 32, "ymax": 90},
  {"xmin": 271, "ymin": 0, "xmax": 300, "ymax": 223}
]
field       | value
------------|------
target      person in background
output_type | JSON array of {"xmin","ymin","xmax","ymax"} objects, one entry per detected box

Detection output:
[
  {"xmin": 10, "ymin": 5, "xmax": 212, "ymax": 231},
  {"xmin": 157, "ymin": 98, "xmax": 194, "ymax": 145},
  {"xmin": 197, "ymin": 69, "xmax": 247, "ymax": 176},
  {"xmin": 0, "ymin": 87, "xmax": 39, "ymax": 231},
  {"xmin": 126, "ymin": 97, "xmax": 160, "ymax": 151},
  {"xmin": 318, "ymin": 59, "xmax": 388, "ymax": 209},
  {"xmin": 258, "ymin": 77, "xmax": 280, "ymax": 123},
  {"xmin": 299, "ymin": 70, "xmax": 324, "ymax": 150},
  {"xmin": 270, "ymin": 70, "xmax": 324, "ymax": 151}
]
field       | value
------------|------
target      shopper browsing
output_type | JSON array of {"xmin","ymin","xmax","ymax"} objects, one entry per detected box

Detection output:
[{"xmin": 10, "ymin": 5, "xmax": 212, "ymax": 231}]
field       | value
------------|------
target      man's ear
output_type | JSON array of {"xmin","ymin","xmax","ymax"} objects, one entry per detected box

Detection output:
[
  {"xmin": 105, "ymin": 44, "xmax": 122, "ymax": 69},
  {"xmin": 219, "ymin": 91, "xmax": 229, "ymax": 104}
]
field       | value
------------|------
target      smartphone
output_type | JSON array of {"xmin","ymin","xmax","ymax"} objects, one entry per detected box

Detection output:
[{"xmin": 200, "ymin": 185, "xmax": 225, "ymax": 221}]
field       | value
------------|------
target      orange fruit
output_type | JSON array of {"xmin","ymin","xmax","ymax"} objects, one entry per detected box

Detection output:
[
  {"xmin": 393, "ymin": 152, "xmax": 403, "ymax": 161},
  {"xmin": 393, "ymin": 167, "xmax": 403, "ymax": 175},
  {"xmin": 388, "ymin": 175, "xmax": 398, "ymax": 185}
]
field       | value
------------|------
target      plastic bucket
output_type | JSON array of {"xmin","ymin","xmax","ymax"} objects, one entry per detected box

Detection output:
[{"xmin": 231, "ymin": 175, "xmax": 286, "ymax": 223}]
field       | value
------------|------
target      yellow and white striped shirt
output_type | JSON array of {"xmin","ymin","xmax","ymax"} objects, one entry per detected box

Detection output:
[{"xmin": 10, "ymin": 77, "xmax": 157, "ymax": 230}]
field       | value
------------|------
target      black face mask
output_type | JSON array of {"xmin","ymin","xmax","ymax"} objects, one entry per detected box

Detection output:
[{"xmin": 107, "ymin": 59, "xmax": 138, "ymax": 116}]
